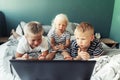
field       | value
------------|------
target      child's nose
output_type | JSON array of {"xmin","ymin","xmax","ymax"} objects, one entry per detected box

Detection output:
[
  {"xmin": 34, "ymin": 41, "xmax": 40, "ymax": 45},
  {"xmin": 59, "ymin": 25, "xmax": 63, "ymax": 29},
  {"xmin": 79, "ymin": 40, "xmax": 83, "ymax": 44}
]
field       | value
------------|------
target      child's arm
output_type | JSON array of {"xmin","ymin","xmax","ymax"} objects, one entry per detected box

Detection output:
[
  {"xmin": 15, "ymin": 52, "xmax": 29, "ymax": 60},
  {"xmin": 93, "ymin": 41, "xmax": 104, "ymax": 57},
  {"xmin": 64, "ymin": 39, "xmax": 70, "ymax": 48},
  {"xmin": 50, "ymin": 37, "xmax": 59, "ymax": 51}
]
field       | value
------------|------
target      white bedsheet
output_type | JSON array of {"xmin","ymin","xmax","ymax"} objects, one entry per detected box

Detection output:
[
  {"xmin": 0, "ymin": 41, "xmax": 20, "ymax": 80},
  {"xmin": 91, "ymin": 54, "xmax": 120, "ymax": 80},
  {"xmin": 0, "ymin": 39, "xmax": 120, "ymax": 80}
]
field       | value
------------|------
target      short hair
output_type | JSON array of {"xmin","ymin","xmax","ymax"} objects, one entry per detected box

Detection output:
[
  {"xmin": 24, "ymin": 21, "xmax": 43, "ymax": 35},
  {"xmin": 51, "ymin": 13, "xmax": 69, "ymax": 28},
  {"xmin": 74, "ymin": 22, "xmax": 94, "ymax": 35}
]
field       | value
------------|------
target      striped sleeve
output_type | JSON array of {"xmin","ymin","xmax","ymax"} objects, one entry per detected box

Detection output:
[
  {"xmin": 93, "ymin": 42, "xmax": 104, "ymax": 56},
  {"xmin": 90, "ymin": 39, "xmax": 104, "ymax": 56},
  {"xmin": 70, "ymin": 40, "xmax": 78, "ymax": 57}
]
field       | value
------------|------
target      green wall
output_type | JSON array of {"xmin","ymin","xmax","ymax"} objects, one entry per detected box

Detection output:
[
  {"xmin": 110, "ymin": 0, "xmax": 120, "ymax": 43},
  {"xmin": 0, "ymin": 0, "xmax": 114, "ymax": 37}
]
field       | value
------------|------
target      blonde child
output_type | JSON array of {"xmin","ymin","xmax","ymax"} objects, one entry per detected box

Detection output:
[
  {"xmin": 46, "ymin": 13, "xmax": 72, "ymax": 60},
  {"xmin": 70, "ymin": 22, "xmax": 104, "ymax": 60},
  {"xmin": 15, "ymin": 21, "xmax": 49, "ymax": 60}
]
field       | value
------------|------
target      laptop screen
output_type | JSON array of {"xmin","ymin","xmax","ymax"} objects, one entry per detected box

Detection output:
[{"xmin": 10, "ymin": 60, "xmax": 96, "ymax": 80}]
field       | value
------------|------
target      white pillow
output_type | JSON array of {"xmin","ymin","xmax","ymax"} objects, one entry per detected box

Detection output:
[
  {"xmin": 9, "ymin": 21, "xmax": 26, "ymax": 40},
  {"xmin": 101, "ymin": 42, "xmax": 111, "ymax": 49},
  {"xmin": 15, "ymin": 21, "xmax": 26, "ymax": 36},
  {"xmin": 42, "ymin": 25, "xmax": 51, "ymax": 36},
  {"xmin": 66, "ymin": 22, "xmax": 79, "ymax": 35}
]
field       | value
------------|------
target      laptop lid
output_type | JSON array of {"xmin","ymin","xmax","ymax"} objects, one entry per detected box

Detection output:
[{"xmin": 10, "ymin": 60, "xmax": 96, "ymax": 80}]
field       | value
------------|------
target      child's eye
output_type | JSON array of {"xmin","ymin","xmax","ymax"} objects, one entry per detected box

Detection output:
[
  {"xmin": 76, "ymin": 38, "xmax": 79, "ymax": 40},
  {"xmin": 81, "ymin": 38, "xmax": 86, "ymax": 40},
  {"xmin": 62, "ymin": 24, "xmax": 66, "ymax": 26},
  {"xmin": 58, "ymin": 24, "xmax": 61, "ymax": 26},
  {"xmin": 32, "ymin": 40, "xmax": 35, "ymax": 42},
  {"xmin": 38, "ymin": 39, "xmax": 42, "ymax": 41}
]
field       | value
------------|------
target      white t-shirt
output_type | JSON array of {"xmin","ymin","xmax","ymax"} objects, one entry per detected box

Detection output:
[{"xmin": 16, "ymin": 36, "xmax": 48, "ymax": 54}]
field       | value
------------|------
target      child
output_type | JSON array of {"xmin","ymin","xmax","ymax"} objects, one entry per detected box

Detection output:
[
  {"xmin": 15, "ymin": 21, "xmax": 49, "ymax": 60},
  {"xmin": 46, "ymin": 13, "xmax": 72, "ymax": 60},
  {"xmin": 70, "ymin": 22, "xmax": 104, "ymax": 60}
]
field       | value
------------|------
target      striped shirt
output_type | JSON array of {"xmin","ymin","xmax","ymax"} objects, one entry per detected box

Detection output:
[
  {"xmin": 49, "ymin": 30, "xmax": 71, "ymax": 45},
  {"xmin": 70, "ymin": 39, "xmax": 104, "ymax": 57}
]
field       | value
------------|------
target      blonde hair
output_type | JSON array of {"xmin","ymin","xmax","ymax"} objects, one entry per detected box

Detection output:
[
  {"xmin": 51, "ymin": 13, "xmax": 69, "ymax": 28},
  {"xmin": 24, "ymin": 21, "xmax": 43, "ymax": 35},
  {"xmin": 74, "ymin": 22, "xmax": 94, "ymax": 35}
]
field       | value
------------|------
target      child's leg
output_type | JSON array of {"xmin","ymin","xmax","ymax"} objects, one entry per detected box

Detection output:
[
  {"xmin": 46, "ymin": 52, "xmax": 56, "ymax": 60},
  {"xmin": 11, "ymin": 29, "xmax": 20, "ymax": 39},
  {"xmin": 61, "ymin": 51, "xmax": 72, "ymax": 60}
]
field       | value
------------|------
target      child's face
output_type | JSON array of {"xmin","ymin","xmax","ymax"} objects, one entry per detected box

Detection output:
[
  {"xmin": 25, "ymin": 32, "xmax": 42, "ymax": 48},
  {"xmin": 55, "ymin": 18, "xmax": 67, "ymax": 32},
  {"xmin": 74, "ymin": 31, "xmax": 94, "ymax": 49}
]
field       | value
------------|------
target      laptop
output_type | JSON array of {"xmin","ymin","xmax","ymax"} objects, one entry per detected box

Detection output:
[{"xmin": 10, "ymin": 60, "xmax": 96, "ymax": 80}]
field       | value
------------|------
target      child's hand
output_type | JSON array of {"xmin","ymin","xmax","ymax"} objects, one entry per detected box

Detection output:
[
  {"xmin": 16, "ymin": 53, "xmax": 29, "ymax": 60},
  {"xmin": 58, "ymin": 43, "xmax": 65, "ymax": 50},
  {"xmin": 53, "ymin": 45, "xmax": 59, "ymax": 51},
  {"xmin": 38, "ymin": 54, "xmax": 46, "ymax": 60},
  {"xmin": 78, "ymin": 50, "xmax": 90, "ymax": 60},
  {"xmin": 22, "ymin": 53, "xmax": 29, "ymax": 60}
]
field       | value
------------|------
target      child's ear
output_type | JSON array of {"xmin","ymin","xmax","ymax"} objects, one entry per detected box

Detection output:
[
  {"xmin": 24, "ymin": 34, "xmax": 27, "ymax": 38},
  {"xmin": 42, "ymin": 30, "xmax": 44, "ymax": 35},
  {"xmin": 90, "ymin": 35, "xmax": 94, "ymax": 41}
]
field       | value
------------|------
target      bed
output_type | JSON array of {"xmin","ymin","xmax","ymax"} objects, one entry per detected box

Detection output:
[{"xmin": 0, "ymin": 21, "xmax": 120, "ymax": 80}]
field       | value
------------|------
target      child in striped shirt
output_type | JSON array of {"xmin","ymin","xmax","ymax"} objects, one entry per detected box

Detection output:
[
  {"xmin": 70, "ymin": 22, "xmax": 104, "ymax": 60},
  {"xmin": 46, "ymin": 13, "xmax": 72, "ymax": 60}
]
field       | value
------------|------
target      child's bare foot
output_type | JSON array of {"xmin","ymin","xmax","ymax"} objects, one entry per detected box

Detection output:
[
  {"xmin": 38, "ymin": 54, "xmax": 46, "ymax": 60},
  {"xmin": 64, "ymin": 56, "xmax": 73, "ymax": 60},
  {"xmin": 45, "ymin": 52, "xmax": 56, "ymax": 60},
  {"xmin": 11, "ymin": 29, "xmax": 20, "ymax": 39}
]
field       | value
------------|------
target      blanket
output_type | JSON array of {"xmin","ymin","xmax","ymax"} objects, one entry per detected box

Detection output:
[
  {"xmin": 0, "ymin": 39, "xmax": 120, "ymax": 80},
  {"xmin": 91, "ymin": 54, "xmax": 120, "ymax": 80}
]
